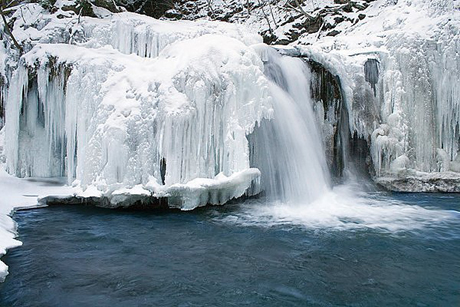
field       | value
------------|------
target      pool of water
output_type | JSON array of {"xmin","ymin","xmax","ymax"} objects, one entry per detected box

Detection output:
[{"xmin": 1, "ymin": 192, "xmax": 460, "ymax": 306}]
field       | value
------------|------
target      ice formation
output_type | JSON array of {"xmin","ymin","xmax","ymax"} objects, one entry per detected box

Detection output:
[
  {"xmin": 4, "ymin": 32, "xmax": 275, "ymax": 208},
  {"xmin": 288, "ymin": 0, "xmax": 460, "ymax": 187}
]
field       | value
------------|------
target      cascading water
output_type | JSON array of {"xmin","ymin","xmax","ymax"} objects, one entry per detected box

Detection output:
[
  {"xmin": 248, "ymin": 47, "xmax": 330, "ymax": 203},
  {"xmin": 237, "ymin": 47, "xmax": 456, "ymax": 232}
]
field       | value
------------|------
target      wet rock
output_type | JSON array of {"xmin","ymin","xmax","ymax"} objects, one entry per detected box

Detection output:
[
  {"xmin": 164, "ymin": 9, "xmax": 183, "ymax": 19},
  {"xmin": 327, "ymin": 29, "xmax": 341, "ymax": 36},
  {"xmin": 376, "ymin": 174, "xmax": 460, "ymax": 192},
  {"xmin": 308, "ymin": 59, "xmax": 347, "ymax": 178}
]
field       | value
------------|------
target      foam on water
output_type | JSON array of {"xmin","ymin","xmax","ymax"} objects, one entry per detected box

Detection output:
[{"xmin": 219, "ymin": 184, "xmax": 459, "ymax": 232}]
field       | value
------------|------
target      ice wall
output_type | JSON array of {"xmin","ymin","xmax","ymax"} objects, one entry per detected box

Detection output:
[
  {"xmin": 371, "ymin": 28, "xmax": 460, "ymax": 176},
  {"xmin": 4, "ymin": 35, "xmax": 272, "ymax": 208}
]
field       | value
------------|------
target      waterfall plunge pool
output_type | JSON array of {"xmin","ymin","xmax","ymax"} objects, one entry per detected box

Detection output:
[{"xmin": 1, "ymin": 191, "xmax": 459, "ymax": 306}]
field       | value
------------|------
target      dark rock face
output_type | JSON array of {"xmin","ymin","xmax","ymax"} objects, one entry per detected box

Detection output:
[
  {"xmin": 326, "ymin": 29, "xmax": 341, "ymax": 36},
  {"xmin": 349, "ymin": 131, "xmax": 373, "ymax": 178},
  {"xmin": 307, "ymin": 59, "xmax": 348, "ymax": 178},
  {"xmin": 39, "ymin": 195, "xmax": 170, "ymax": 210},
  {"xmin": 59, "ymin": 0, "xmax": 174, "ymax": 18},
  {"xmin": 364, "ymin": 58, "xmax": 379, "ymax": 95},
  {"xmin": 304, "ymin": 58, "xmax": 377, "ymax": 181}
]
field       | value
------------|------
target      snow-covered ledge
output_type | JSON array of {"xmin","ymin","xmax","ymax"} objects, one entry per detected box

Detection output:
[{"xmin": 39, "ymin": 168, "xmax": 260, "ymax": 211}]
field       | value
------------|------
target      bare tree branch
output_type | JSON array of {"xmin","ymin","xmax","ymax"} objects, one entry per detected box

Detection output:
[
  {"xmin": 0, "ymin": 4, "xmax": 23, "ymax": 52},
  {"xmin": 258, "ymin": 0, "xmax": 273, "ymax": 32},
  {"xmin": 282, "ymin": 0, "xmax": 313, "ymax": 19},
  {"xmin": 267, "ymin": 0, "xmax": 277, "ymax": 27}
]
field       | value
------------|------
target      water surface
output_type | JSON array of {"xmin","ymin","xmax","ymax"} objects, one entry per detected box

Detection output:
[{"xmin": 1, "ymin": 192, "xmax": 459, "ymax": 306}]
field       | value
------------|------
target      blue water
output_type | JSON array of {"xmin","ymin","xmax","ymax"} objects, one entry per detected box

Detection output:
[{"xmin": 1, "ymin": 192, "xmax": 459, "ymax": 306}]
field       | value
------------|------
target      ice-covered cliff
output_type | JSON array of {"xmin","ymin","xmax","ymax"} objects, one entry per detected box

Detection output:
[
  {"xmin": 1, "ymin": 0, "xmax": 459, "ymax": 199},
  {"xmin": 279, "ymin": 0, "xmax": 460, "ymax": 191}
]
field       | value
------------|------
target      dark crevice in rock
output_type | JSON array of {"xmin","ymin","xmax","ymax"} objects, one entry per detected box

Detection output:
[
  {"xmin": 349, "ymin": 131, "xmax": 373, "ymax": 179},
  {"xmin": 307, "ymin": 59, "xmax": 347, "ymax": 179},
  {"xmin": 39, "ymin": 190, "xmax": 260, "ymax": 211},
  {"xmin": 40, "ymin": 195, "xmax": 171, "ymax": 210},
  {"xmin": 364, "ymin": 58, "xmax": 379, "ymax": 96}
]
